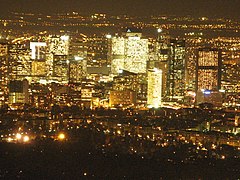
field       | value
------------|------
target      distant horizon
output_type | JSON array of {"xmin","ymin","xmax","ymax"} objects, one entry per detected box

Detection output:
[{"xmin": 0, "ymin": 0, "xmax": 240, "ymax": 19}]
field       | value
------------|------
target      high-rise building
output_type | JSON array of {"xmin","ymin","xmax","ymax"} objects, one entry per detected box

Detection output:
[
  {"xmin": 30, "ymin": 42, "xmax": 47, "ymax": 82},
  {"xmin": 46, "ymin": 35, "xmax": 69, "ymax": 79},
  {"xmin": 167, "ymin": 39, "xmax": 186, "ymax": 101},
  {"xmin": 112, "ymin": 70, "xmax": 147, "ymax": 106},
  {"xmin": 69, "ymin": 57, "xmax": 87, "ymax": 83},
  {"xmin": 87, "ymin": 35, "xmax": 109, "ymax": 67},
  {"xmin": 0, "ymin": 42, "xmax": 9, "ymax": 106},
  {"xmin": 110, "ymin": 29, "xmax": 148, "ymax": 74},
  {"xmin": 147, "ymin": 68, "xmax": 162, "ymax": 108},
  {"xmin": 9, "ymin": 44, "xmax": 31, "ymax": 80},
  {"xmin": 8, "ymin": 79, "xmax": 29, "ymax": 107},
  {"xmin": 196, "ymin": 48, "xmax": 221, "ymax": 91},
  {"xmin": 30, "ymin": 42, "xmax": 47, "ymax": 60}
]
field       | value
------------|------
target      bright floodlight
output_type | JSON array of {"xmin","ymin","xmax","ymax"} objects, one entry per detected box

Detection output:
[
  {"xmin": 157, "ymin": 28, "xmax": 162, "ymax": 33},
  {"xmin": 60, "ymin": 35, "xmax": 69, "ymax": 41},
  {"xmin": 23, "ymin": 135, "xmax": 30, "ymax": 142},
  {"xmin": 16, "ymin": 133, "xmax": 22, "ymax": 140},
  {"xmin": 74, "ymin": 56, "xmax": 84, "ymax": 61},
  {"xmin": 58, "ymin": 133, "xmax": 65, "ymax": 140}
]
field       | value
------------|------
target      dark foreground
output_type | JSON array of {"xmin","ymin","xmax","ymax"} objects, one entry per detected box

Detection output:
[{"xmin": 0, "ymin": 141, "xmax": 240, "ymax": 179}]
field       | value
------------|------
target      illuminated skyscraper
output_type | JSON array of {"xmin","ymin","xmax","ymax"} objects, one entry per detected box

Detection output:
[
  {"xmin": 167, "ymin": 39, "xmax": 186, "ymax": 101},
  {"xmin": 69, "ymin": 56, "xmax": 87, "ymax": 83},
  {"xmin": 110, "ymin": 29, "xmax": 148, "ymax": 74},
  {"xmin": 30, "ymin": 42, "xmax": 46, "ymax": 60},
  {"xmin": 52, "ymin": 55, "xmax": 69, "ymax": 83},
  {"xmin": 30, "ymin": 42, "xmax": 47, "ymax": 82},
  {"xmin": 0, "ymin": 43, "xmax": 9, "ymax": 106},
  {"xmin": 87, "ymin": 35, "xmax": 109, "ymax": 67},
  {"xmin": 9, "ymin": 44, "xmax": 31, "ymax": 80},
  {"xmin": 147, "ymin": 68, "xmax": 162, "ymax": 108},
  {"xmin": 46, "ymin": 35, "xmax": 69, "ymax": 79},
  {"xmin": 196, "ymin": 48, "xmax": 221, "ymax": 91},
  {"xmin": 8, "ymin": 79, "xmax": 29, "ymax": 107}
]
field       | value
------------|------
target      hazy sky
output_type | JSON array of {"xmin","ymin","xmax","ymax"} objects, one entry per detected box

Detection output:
[{"xmin": 1, "ymin": 0, "xmax": 240, "ymax": 18}]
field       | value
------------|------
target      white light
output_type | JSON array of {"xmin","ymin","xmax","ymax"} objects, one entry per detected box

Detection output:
[
  {"xmin": 16, "ymin": 133, "xmax": 22, "ymax": 140},
  {"xmin": 74, "ymin": 56, "xmax": 84, "ymax": 61},
  {"xmin": 219, "ymin": 89, "xmax": 225, "ymax": 93},
  {"xmin": 157, "ymin": 28, "xmax": 162, "ymax": 33},
  {"xmin": 106, "ymin": 34, "xmax": 112, "ymax": 39},
  {"xmin": 60, "ymin": 35, "xmax": 69, "ymax": 41},
  {"xmin": 118, "ymin": 69, "xmax": 123, "ymax": 74},
  {"xmin": 66, "ymin": 60, "xmax": 70, "ymax": 64}
]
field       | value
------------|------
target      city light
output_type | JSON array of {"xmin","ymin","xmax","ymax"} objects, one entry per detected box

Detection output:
[
  {"xmin": 58, "ymin": 133, "xmax": 65, "ymax": 140},
  {"xmin": 106, "ymin": 34, "xmax": 112, "ymax": 39},
  {"xmin": 16, "ymin": 133, "xmax": 22, "ymax": 140},
  {"xmin": 60, "ymin": 35, "xmax": 69, "ymax": 41},
  {"xmin": 157, "ymin": 28, "xmax": 162, "ymax": 33},
  {"xmin": 23, "ymin": 135, "xmax": 30, "ymax": 142},
  {"xmin": 1, "ymin": 6, "xmax": 240, "ymax": 178},
  {"xmin": 74, "ymin": 56, "xmax": 84, "ymax": 61}
]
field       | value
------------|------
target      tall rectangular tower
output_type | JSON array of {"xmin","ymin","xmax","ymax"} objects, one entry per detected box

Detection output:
[
  {"xmin": 167, "ymin": 39, "xmax": 186, "ymax": 101},
  {"xmin": 110, "ymin": 29, "xmax": 148, "ymax": 74},
  {"xmin": 0, "ymin": 43, "xmax": 9, "ymax": 106},
  {"xmin": 196, "ymin": 48, "xmax": 221, "ymax": 92},
  {"xmin": 147, "ymin": 68, "xmax": 162, "ymax": 108}
]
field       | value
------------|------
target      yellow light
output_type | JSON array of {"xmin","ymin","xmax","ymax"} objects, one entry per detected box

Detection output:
[
  {"xmin": 23, "ymin": 136, "xmax": 30, "ymax": 142},
  {"xmin": 58, "ymin": 133, "xmax": 65, "ymax": 140},
  {"xmin": 7, "ymin": 137, "xmax": 13, "ymax": 142},
  {"xmin": 16, "ymin": 133, "xmax": 22, "ymax": 140},
  {"xmin": 117, "ymin": 130, "xmax": 121, "ymax": 135}
]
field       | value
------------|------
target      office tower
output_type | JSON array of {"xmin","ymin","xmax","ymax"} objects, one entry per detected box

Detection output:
[
  {"xmin": 167, "ymin": 39, "xmax": 186, "ymax": 101},
  {"xmin": 109, "ymin": 90, "xmax": 136, "ymax": 108},
  {"xmin": 48, "ymin": 35, "xmax": 69, "ymax": 56},
  {"xmin": 69, "ymin": 56, "xmax": 87, "ymax": 83},
  {"xmin": 196, "ymin": 48, "xmax": 221, "ymax": 91},
  {"xmin": 221, "ymin": 49, "xmax": 240, "ymax": 91},
  {"xmin": 68, "ymin": 35, "xmax": 88, "ymax": 83},
  {"xmin": 110, "ymin": 29, "xmax": 148, "ymax": 74},
  {"xmin": 46, "ymin": 35, "xmax": 69, "ymax": 79},
  {"xmin": 9, "ymin": 44, "xmax": 31, "ymax": 80},
  {"xmin": 155, "ymin": 29, "xmax": 170, "ymax": 98},
  {"xmin": 185, "ymin": 36, "xmax": 208, "ymax": 91},
  {"xmin": 87, "ymin": 35, "xmax": 109, "ymax": 67},
  {"xmin": 52, "ymin": 55, "xmax": 69, "ymax": 83},
  {"xmin": 30, "ymin": 42, "xmax": 47, "ymax": 60},
  {"xmin": 0, "ymin": 43, "xmax": 9, "ymax": 106},
  {"xmin": 147, "ymin": 68, "xmax": 162, "ymax": 108},
  {"xmin": 30, "ymin": 42, "xmax": 47, "ymax": 82},
  {"xmin": 8, "ymin": 79, "xmax": 29, "ymax": 107},
  {"xmin": 112, "ymin": 70, "xmax": 147, "ymax": 106},
  {"xmin": 113, "ymin": 70, "xmax": 138, "ymax": 91}
]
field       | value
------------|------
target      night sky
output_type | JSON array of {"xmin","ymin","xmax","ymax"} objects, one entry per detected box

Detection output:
[{"xmin": 1, "ymin": 0, "xmax": 240, "ymax": 18}]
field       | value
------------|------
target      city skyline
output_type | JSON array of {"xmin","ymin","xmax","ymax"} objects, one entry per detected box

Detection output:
[{"xmin": 0, "ymin": 1, "xmax": 240, "ymax": 179}]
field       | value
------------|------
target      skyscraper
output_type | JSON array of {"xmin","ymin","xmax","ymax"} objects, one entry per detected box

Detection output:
[
  {"xmin": 0, "ymin": 42, "xmax": 9, "ymax": 106},
  {"xmin": 147, "ymin": 68, "xmax": 162, "ymax": 108},
  {"xmin": 9, "ymin": 44, "xmax": 31, "ymax": 80},
  {"xmin": 166, "ymin": 39, "xmax": 186, "ymax": 101},
  {"xmin": 110, "ymin": 29, "xmax": 148, "ymax": 74},
  {"xmin": 46, "ymin": 35, "xmax": 69, "ymax": 80},
  {"xmin": 196, "ymin": 48, "xmax": 221, "ymax": 91}
]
